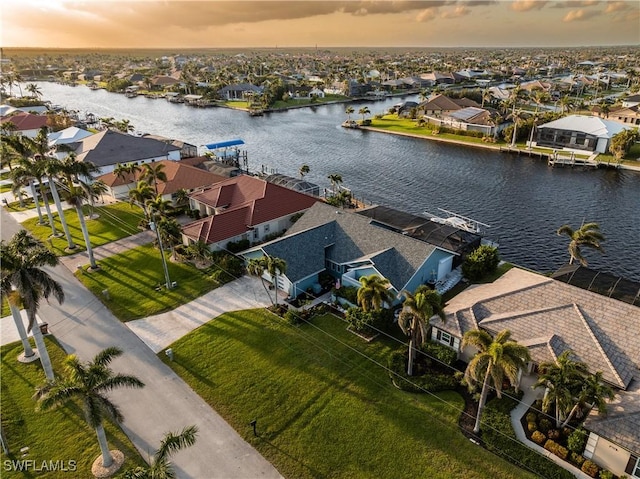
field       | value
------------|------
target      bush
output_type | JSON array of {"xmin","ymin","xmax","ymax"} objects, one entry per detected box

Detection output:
[
  {"xmin": 334, "ymin": 285, "xmax": 358, "ymax": 305},
  {"xmin": 284, "ymin": 310, "xmax": 303, "ymax": 325},
  {"xmin": 525, "ymin": 412, "xmax": 537, "ymax": 423},
  {"xmin": 527, "ymin": 422, "xmax": 538, "ymax": 433},
  {"xmin": 482, "ymin": 397, "xmax": 574, "ymax": 479},
  {"xmin": 548, "ymin": 429, "xmax": 561, "ymax": 440},
  {"xmin": 544, "ymin": 439, "xmax": 568, "ymax": 460},
  {"xmin": 422, "ymin": 341, "xmax": 458, "ymax": 366},
  {"xmin": 462, "ymin": 245, "xmax": 500, "ymax": 281},
  {"xmin": 567, "ymin": 427, "xmax": 588, "ymax": 453},
  {"xmin": 531, "ymin": 430, "xmax": 546, "ymax": 444},
  {"xmin": 387, "ymin": 349, "xmax": 459, "ymax": 393},
  {"xmin": 226, "ymin": 239, "xmax": 250, "ymax": 254},
  {"xmin": 581, "ymin": 460, "xmax": 600, "ymax": 478},
  {"xmin": 570, "ymin": 452, "xmax": 585, "ymax": 467},
  {"xmin": 599, "ymin": 470, "xmax": 614, "ymax": 479},
  {"xmin": 345, "ymin": 307, "xmax": 375, "ymax": 333},
  {"xmin": 539, "ymin": 417, "xmax": 552, "ymax": 433}
]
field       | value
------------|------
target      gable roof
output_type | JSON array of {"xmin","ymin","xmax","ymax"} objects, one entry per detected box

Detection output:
[
  {"xmin": 537, "ymin": 115, "xmax": 633, "ymax": 139},
  {"xmin": 419, "ymin": 94, "xmax": 464, "ymax": 111},
  {"xmin": 48, "ymin": 126, "xmax": 93, "ymax": 146},
  {"xmin": 97, "ymin": 159, "xmax": 226, "ymax": 194},
  {"xmin": 74, "ymin": 130, "xmax": 180, "ymax": 167},
  {"xmin": 182, "ymin": 175, "xmax": 319, "ymax": 245},
  {"xmin": 433, "ymin": 268, "xmax": 640, "ymax": 390},
  {"xmin": 257, "ymin": 202, "xmax": 439, "ymax": 290},
  {"xmin": 0, "ymin": 112, "xmax": 48, "ymax": 131}
]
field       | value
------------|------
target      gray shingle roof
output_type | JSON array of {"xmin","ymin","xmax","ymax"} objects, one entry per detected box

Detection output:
[
  {"xmin": 261, "ymin": 202, "xmax": 438, "ymax": 290},
  {"xmin": 75, "ymin": 130, "xmax": 180, "ymax": 167}
]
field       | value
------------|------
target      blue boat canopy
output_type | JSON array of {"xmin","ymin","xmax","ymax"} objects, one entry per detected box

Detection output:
[{"xmin": 205, "ymin": 139, "xmax": 245, "ymax": 150}]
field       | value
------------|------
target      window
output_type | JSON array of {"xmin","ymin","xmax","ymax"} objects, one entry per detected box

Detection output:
[
  {"xmin": 264, "ymin": 224, "xmax": 270, "ymax": 233},
  {"xmin": 253, "ymin": 228, "xmax": 259, "ymax": 239},
  {"xmin": 633, "ymin": 456, "xmax": 640, "ymax": 478},
  {"xmin": 436, "ymin": 329, "xmax": 454, "ymax": 347}
]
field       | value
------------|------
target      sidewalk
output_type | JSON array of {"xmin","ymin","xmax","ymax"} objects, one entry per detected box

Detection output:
[{"xmin": 511, "ymin": 375, "xmax": 593, "ymax": 479}]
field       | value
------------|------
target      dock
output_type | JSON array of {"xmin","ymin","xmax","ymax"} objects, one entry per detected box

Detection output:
[{"xmin": 499, "ymin": 146, "xmax": 602, "ymax": 169}]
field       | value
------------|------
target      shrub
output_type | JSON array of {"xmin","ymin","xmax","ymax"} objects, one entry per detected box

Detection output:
[
  {"xmin": 345, "ymin": 307, "xmax": 374, "ymax": 332},
  {"xmin": 527, "ymin": 422, "xmax": 538, "ymax": 433},
  {"xmin": 462, "ymin": 245, "xmax": 500, "ymax": 281},
  {"xmin": 548, "ymin": 429, "xmax": 561, "ymax": 440},
  {"xmin": 531, "ymin": 430, "xmax": 546, "ymax": 444},
  {"xmin": 525, "ymin": 412, "xmax": 537, "ymax": 423},
  {"xmin": 387, "ymin": 350, "xmax": 459, "ymax": 393},
  {"xmin": 539, "ymin": 417, "xmax": 552, "ymax": 433},
  {"xmin": 334, "ymin": 285, "xmax": 358, "ymax": 305},
  {"xmin": 284, "ymin": 310, "xmax": 303, "ymax": 325},
  {"xmin": 599, "ymin": 470, "xmax": 614, "ymax": 479},
  {"xmin": 482, "ymin": 397, "xmax": 574, "ymax": 479},
  {"xmin": 567, "ymin": 427, "xmax": 588, "ymax": 453},
  {"xmin": 422, "ymin": 341, "xmax": 458, "ymax": 366},
  {"xmin": 544, "ymin": 440, "xmax": 568, "ymax": 460},
  {"xmin": 226, "ymin": 239, "xmax": 250, "ymax": 254},
  {"xmin": 570, "ymin": 452, "xmax": 585, "ymax": 467},
  {"xmin": 581, "ymin": 460, "xmax": 600, "ymax": 478}
]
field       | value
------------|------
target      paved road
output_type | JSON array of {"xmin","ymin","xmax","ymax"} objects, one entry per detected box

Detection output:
[{"xmin": 1, "ymin": 208, "xmax": 283, "ymax": 478}]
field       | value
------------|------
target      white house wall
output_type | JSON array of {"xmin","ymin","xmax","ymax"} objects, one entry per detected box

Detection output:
[{"xmin": 586, "ymin": 433, "xmax": 631, "ymax": 477}]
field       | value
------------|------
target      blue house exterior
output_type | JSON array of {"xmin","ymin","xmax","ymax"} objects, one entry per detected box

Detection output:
[{"xmin": 241, "ymin": 203, "xmax": 458, "ymax": 301}]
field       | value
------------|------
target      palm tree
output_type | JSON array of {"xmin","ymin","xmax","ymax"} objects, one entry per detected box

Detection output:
[
  {"xmin": 84, "ymin": 179, "xmax": 108, "ymax": 217},
  {"xmin": 356, "ymin": 275, "xmax": 392, "ymax": 312},
  {"xmin": 265, "ymin": 256, "xmax": 287, "ymax": 306},
  {"xmin": 173, "ymin": 188, "xmax": 189, "ymax": 208},
  {"xmin": 129, "ymin": 180, "xmax": 155, "ymax": 219},
  {"xmin": 143, "ymin": 163, "xmax": 168, "ymax": 194},
  {"xmin": 299, "ymin": 164, "xmax": 310, "ymax": 180},
  {"xmin": 358, "ymin": 106, "xmax": 371, "ymax": 123},
  {"xmin": 534, "ymin": 350, "xmax": 590, "ymax": 427},
  {"xmin": 462, "ymin": 329, "xmax": 530, "ymax": 433},
  {"xmin": 44, "ymin": 155, "xmax": 77, "ymax": 250},
  {"xmin": 157, "ymin": 217, "xmax": 182, "ymax": 261},
  {"xmin": 398, "ymin": 287, "xmax": 445, "ymax": 376},
  {"xmin": 327, "ymin": 173, "xmax": 343, "ymax": 195},
  {"xmin": 1, "ymin": 231, "xmax": 64, "ymax": 381},
  {"xmin": 247, "ymin": 257, "xmax": 271, "ymax": 304},
  {"xmin": 561, "ymin": 371, "xmax": 614, "ymax": 428},
  {"xmin": 58, "ymin": 153, "xmax": 101, "ymax": 269},
  {"xmin": 147, "ymin": 194, "xmax": 174, "ymax": 220},
  {"xmin": 509, "ymin": 108, "xmax": 525, "ymax": 148},
  {"xmin": 114, "ymin": 162, "xmax": 141, "ymax": 191},
  {"xmin": 6, "ymin": 135, "xmax": 46, "ymax": 224},
  {"xmin": 122, "ymin": 426, "xmax": 198, "ymax": 479},
  {"xmin": 35, "ymin": 347, "xmax": 145, "ymax": 470},
  {"xmin": 26, "ymin": 83, "xmax": 42, "ymax": 99},
  {"xmin": 345, "ymin": 106, "xmax": 355, "ymax": 121},
  {"xmin": 481, "ymin": 88, "xmax": 492, "ymax": 108},
  {"xmin": 556, "ymin": 222, "xmax": 605, "ymax": 266}
]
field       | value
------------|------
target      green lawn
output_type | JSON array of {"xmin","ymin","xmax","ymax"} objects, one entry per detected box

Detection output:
[
  {"xmin": 75, "ymin": 243, "xmax": 221, "ymax": 321},
  {"xmin": 0, "ymin": 339, "xmax": 145, "ymax": 478},
  {"xmin": 163, "ymin": 310, "xmax": 536, "ymax": 479},
  {"xmin": 21, "ymin": 202, "xmax": 144, "ymax": 256}
]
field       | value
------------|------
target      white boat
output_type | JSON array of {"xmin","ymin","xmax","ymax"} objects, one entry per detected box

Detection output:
[{"xmin": 425, "ymin": 208, "xmax": 499, "ymax": 247}]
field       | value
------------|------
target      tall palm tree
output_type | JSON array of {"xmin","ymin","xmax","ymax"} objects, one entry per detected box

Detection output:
[
  {"xmin": 122, "ymin": 426, "xmax": 198, "ymax": 479},
  {"xmin": 356, "ymin": 275, "xmax": 392, "ymax": 312},
  {"xmin": 509, "ymin": 108, "xmax": 525, "ymax": 148},
  {"xmin": 58, "ymin": 153, "xmax": 101, "ymax": 269},
  {"xmin": 534, "ymin": 350, "xmax": 590, "ymax": 428},
  {"xmin": 247, "ymin": 257, "xmax": 271, "ymax": 304},
  {"xmin": 143, "ymin": 162, "xmax": 167, "ymax": 195},
  {"xmin": 358, "ymin": 106, "xmax": 371, "ymax": 123},
  {"xmin": 398, "ymin": 287, "xmax": 445, "ymax": 376},
  {"xmin": 265, "ymin": 256, "xmax": 287, "ymax": 306},
  {"xmin": 327, "ymin": 173, "xmax": 343, "ymax": 195},
  {"xmin": 129, "ymin": 180, "xmax": 155, "ymax": 219},
  {"xmin": 44, "ymin": 155, "xmax": 77, "ymax": 250},
  {"xmin": 157, "ymin": 217, "xmax": 182, "ymax": 261},
  {"xmin": 462, "ymin": 329, "xmax": 530, "ymax": 433},
  {"xmin": 114, "ymin": 162, "xmax": 141, "ymax": 191},
  {"xmin": 35, "ymin": 347, "xmax": 145, "ymax": 470},
  {"xmin": 6, "ymin": 135, "xmax": 46, "ymax": 224},
  {"xmin": 26, "ymin": 83, "xmax": 42, "ymax": 99},
  {"xmin": 345, "ymin": 106, "xmax": 355, "ymax": 121},
  {"xmin": 299, "ymin": 164, "xmax": 310, "ymax": 180},
  {"xmin": 147, "ymin": 195, "xmax": 174, "ymax": 220},
  {"xmin": 173, "ymin": 188, "xmax": 189, "ymax": 208},
  {"xmin": 561, "ymin": 371, "xmax": 614, "ymax": 428},
  {"xmin": 1, "ymin": 231, "xmax": 64, "ymax": 381},
  {"xmin": 84, "ymin": 179, "xmax": 108, "ymax": 217},
  {"xmin": 556, "ymin": 222, "xmax": 605, "ymax": 266}
]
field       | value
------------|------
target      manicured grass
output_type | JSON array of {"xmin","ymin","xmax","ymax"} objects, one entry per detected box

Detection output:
[
  {"xmin": 0, "ymin": 339, "xmax": 146, "ymax": 478},
  {"xmin": 75, "ymin": 243, "xmax": 221, "ymax": 321},
  {"xmin": 224, "ymin": 100, "xmax": 250, "ymax": 109},
  {"xmin": 164, "ymin": 310, "xmax": 536, "ymax": 479},
  {"xmin": 21, "ymin": 202, "xmax": 144, "ymax": 256}
]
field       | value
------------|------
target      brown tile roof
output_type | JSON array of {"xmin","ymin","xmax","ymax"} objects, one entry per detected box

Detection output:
[
  {"xmin": 0, "ymin": 112, "xmax": 48, "ymax": 131},
  {"xmin": 182, "ymin": 175, "xmax": 319, "ymax": 245},
  {"xmin": 98, "ymin": 160, "xmax": 226, "ymax": 194}
]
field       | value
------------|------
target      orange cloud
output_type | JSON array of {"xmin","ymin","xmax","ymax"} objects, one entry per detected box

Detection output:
[
  {"xmin": 416, "ymin": 7, "xmax": 439, "ymax": 22},
  {"xmin": 605, "ymin": 1, "xmax": 630, "ymax": 13},
  {"xmin": 552, "ymin": 1, "xmax": 599, "ymax": 7},
  {"xmin": 562, "ymin": 8, "xmax": 599, "ymax": 21},
  {"xmin": 510, "ymin": 1, "xmax": 548, "ymax": 11},
  {"xmin": 441, "ymin": 6, "xmax": 471, "ymax": 18}
]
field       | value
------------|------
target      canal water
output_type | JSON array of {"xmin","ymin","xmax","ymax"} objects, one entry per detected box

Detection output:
[{"xmin": 34, "ymin": 82, "xmax": 640, "ymax": 281}]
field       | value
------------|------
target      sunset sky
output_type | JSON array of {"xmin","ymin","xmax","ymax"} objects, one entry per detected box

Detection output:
[{"xmin": 1, "ymin": 1, "xmax": 639, "ymax": 49}]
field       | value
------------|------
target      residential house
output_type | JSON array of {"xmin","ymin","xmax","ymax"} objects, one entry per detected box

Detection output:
[
  {"xmin": 241, "ymin": 202, "xmax": 457, "ymax": 301},
  {"xmin": 72, "ymin": 129, "xmax": 181, "ymax": 176},
  {"xmin": 142, "ymin": 134, "xmax": 198, "ymax": 159},
  {"xmin": 48, "ymin": 126, "xmax": 94, "ymax": 158},
  {"xmin": 0, "ymin": 112, "xmax": 48, "ymax": 137},
  {"xmin": 429, "ymin": 267, "xmax": 640, "ymax": 478},
  {"xmin": 97, "ymin": 159, "xmax": 226, "ymax": 202},
  {"xmin": 534, "ymin": 115, "xmax": 635, "ymax": 153},
  {"xmin": 181, "ymin": 175, "xmax": 319, "ymax": 252},
  {"xmin": 217, "ymin": 83, "xmax": 262, "ymax": 100},
  {"xmin": 417, "ymin": 94, "xmax": 480, "ymax": 118},
  {"xmin": 419, "ymin": 71, "xmax": 456, "ymax": 86},
  {"xmin": 601, "ymin": 106, "xmax": 640, "ymax": 126},
  {"xmin": 435, "ymin": 107, "xmax": 496, "ymax": 136},
  {"xmin": 622, "ymin": 94, "xmax": 640, "ymax": 109}
]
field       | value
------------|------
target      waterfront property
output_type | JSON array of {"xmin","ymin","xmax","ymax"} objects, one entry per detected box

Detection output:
[
  {"xmin": 429, "ymin": 267, "xmax": 640, "ymax": 477},
  {"xmin": 534, "ymin": 115, "xmax": 635, "ymax": 154},
  {"xmin": 72, "ymin": 129, "xmax": 181, "ymax": 175},
  {"xmin": 47, "ymin": 125, "xmax": 93, "ymax": 154},
  {"xmin": 0, "ymin": 111, "xmax": 48, "ymax": 137},
  {"xmin": 241, "ymin": 202, "xmax": 458, "ymax": 301},
  {"xmin": 181, "ymin": 175, "xmax": 320, "ymax": 252}
]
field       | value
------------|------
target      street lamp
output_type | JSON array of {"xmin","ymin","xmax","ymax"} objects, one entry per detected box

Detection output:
[{"xmin": 149, "ymin": 220, "xmax": 173, "ymax": 289}]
